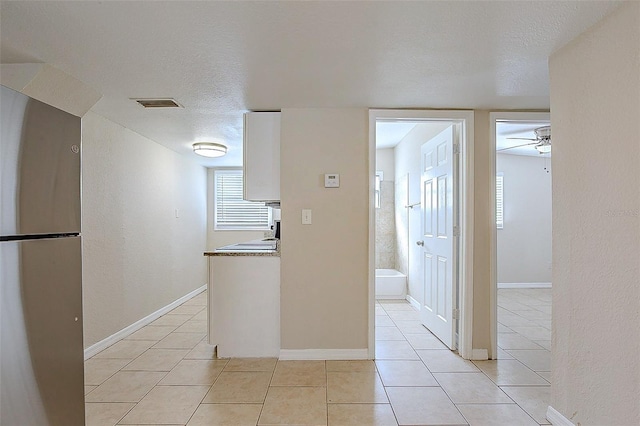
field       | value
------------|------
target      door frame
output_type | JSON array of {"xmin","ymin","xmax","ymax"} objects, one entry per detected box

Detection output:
[
  {"xmin": 489, "ymin": 111, "xmax": 550, "ymax": 359},
  {"xmin": 368, "ymin": 109, "xmax": 475, "ymax": 360}
]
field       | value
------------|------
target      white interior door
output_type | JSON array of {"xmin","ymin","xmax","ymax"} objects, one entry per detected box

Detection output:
[{"xmin": 419, "ymin": 125, "xmax": 457, "ymax": 349}]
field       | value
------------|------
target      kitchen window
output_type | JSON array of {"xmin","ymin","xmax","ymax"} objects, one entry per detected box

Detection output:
[{"xmin": 214, "ymin": 169, "xmax": 272, "ymax": 230}]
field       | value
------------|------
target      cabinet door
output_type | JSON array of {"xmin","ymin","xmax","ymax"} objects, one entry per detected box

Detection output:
[{"xmin": 243, "ymin": 112, "xmax": 280, "ymax": 202}]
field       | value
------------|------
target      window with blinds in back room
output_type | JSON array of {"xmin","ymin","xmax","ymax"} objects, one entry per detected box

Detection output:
[
  {"xmin": 496, "ymin": 172, "xmax": 504, "ymax": 229},
  {"xmin": 214, "ymin": 169, "xmax": 272, "ymax": 230}
]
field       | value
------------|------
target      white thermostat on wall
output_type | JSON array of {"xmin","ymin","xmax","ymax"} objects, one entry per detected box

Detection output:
[{"xmin": 324, "ymin": 174, "xmax": 340, "ymax": 188}]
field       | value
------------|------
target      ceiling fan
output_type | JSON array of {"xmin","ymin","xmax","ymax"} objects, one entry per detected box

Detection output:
[{"xmin": 498, "ymin": 125, "xmax": 551, "ymax": 154}]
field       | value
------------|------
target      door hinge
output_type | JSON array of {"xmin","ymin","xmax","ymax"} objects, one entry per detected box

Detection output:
[
  {"xmin": 453, "ymin": 225, "xmax": 460, "ymax": 237},
  {"xmin": 453, "ymin": 308, "xmax": 460, "ymax": 320},
  {"xmin": 453, "ymin": 144, "xmax": 460, "ymax": 154}
]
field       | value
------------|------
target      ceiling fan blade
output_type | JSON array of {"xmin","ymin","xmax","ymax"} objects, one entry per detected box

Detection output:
[
  {"xmin": 506, "ymin": 137, "xmax": 537, "ymax": 141},
  {"xmin": 497, "ymin": 142, "xmax": 537, "ymax": 152}
]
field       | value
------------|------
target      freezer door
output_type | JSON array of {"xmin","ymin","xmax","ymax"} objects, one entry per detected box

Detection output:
[
  {"xmin": 1, "ymin": 236, "xmax": 85, "ymax": 426},
  {"xmin": 0, "ymin": 85, "xmax": 81, "ymax": 237}
]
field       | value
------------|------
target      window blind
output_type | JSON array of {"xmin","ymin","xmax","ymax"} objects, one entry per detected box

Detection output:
[
  {"xmin": 375, "ymin": 172, "xmax": 382, "ymax": 209},
  {"xmin": 496, "ymin": 173, "xmax": 504, "ymax": 229},
  {"xmin": 214, "ymin": 170, "xmax": 271, "ymax": 230}
]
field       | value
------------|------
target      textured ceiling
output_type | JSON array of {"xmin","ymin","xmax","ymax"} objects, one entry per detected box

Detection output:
[{"xmin": 0, "ymin": 1, "xmax": 622, "ymax": 167}]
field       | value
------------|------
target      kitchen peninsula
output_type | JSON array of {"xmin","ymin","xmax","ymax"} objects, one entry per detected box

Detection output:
[{"xmin": 204, "ymin": 239, "xmax": 280, "ymax": 357}]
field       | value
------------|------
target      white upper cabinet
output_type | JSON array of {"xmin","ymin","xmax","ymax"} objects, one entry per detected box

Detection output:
[{"xmin": 243, "ymin": 112, "xmax": 280, "ymax": 202}]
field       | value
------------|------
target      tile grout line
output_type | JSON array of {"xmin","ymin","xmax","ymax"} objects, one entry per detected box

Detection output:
[
  {"xmin": 253, "ymin": 357, "xmax": 279, "ymax": 426},
  {"xmin": 324, "ymin": 360, "xmax": 328, "ymax": 426}
]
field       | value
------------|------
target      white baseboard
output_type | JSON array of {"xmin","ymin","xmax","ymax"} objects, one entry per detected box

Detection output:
[
  {"xmin": 376, "ymin": 294, "xmax": 406, "ymax": 300},
  {"xmin": 498, "ymin": 282, "xmax": 552, "ymax": 289},
  {"xmin": 279, "ymin": 349, "xmax": 369, "ymax": 360},
  {"xmin": 406, "ymin": 294, "xmax": 420, "ymax": 310},
  {"xmin": 471, "ymin": 348, "xmax": 489, "ymax": 360},
  {"xmin": 84, "ymin": 284, "xmax": 207, "ymax": 360},
  {"xmin": 546, "ymin": 406, "xmax": 575, "ymax": 426}
]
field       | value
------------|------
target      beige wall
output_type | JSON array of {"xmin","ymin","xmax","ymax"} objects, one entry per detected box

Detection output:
[
  {"xmin": 549, "ymin": 2, "xmax": 639, "ymax": 424},
  {"xmin": 292, "ymin": 111, "xmax": 495, "ymax": 356},
  {"xmin": 82, "ymin": 112, "xmax": 208, "ymax": 347},
  {"xmin": 472, "ymin": 110, "xmax": 493, "ymax": 357},
  {"xmin": 280, "ymin": 108, "xmax": 369, "ymax": 350},
  {"xmin": 497, "ymin": 153, "xmax": 552, "ymax": 283},
  {"xmin": 205, "ymin": 168, "xmax": 265, "ymax": 250}
]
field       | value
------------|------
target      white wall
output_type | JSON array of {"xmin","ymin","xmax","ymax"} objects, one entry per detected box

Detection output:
[
  {"xmin": 375, "ymin": 148, "xmax": 395, "ymax": 178},
  {"xmin": 496, "ymin": 153, "xmax": 552, "ymax": 284},
  {"xmin": 206, "ymin": 168, "xmax": 265, "ymax": 250},
  {"xmin": 549, "ymin": 2, "xmax": 639, "ymax": 424},
  {"xmin": 82, "ymin": 112, "xmax": 207, "ymax": 348},
  {"xmin": 393, "ymin": 122, "xmax": 450, "ymax": 303}
]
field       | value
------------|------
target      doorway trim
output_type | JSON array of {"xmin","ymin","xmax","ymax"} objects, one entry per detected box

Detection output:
[
  {"xmin": 489, "ymin": 111, "xmax": 550, "ymax": 359},
  {"xmin": 368, "ymin": 109, "xmax": 475, "ymax": 360}
]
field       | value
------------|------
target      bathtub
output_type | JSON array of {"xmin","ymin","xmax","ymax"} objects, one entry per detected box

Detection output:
[{"xmin": 375, "ymin": 269, "xmax": 407, "ymax": 299}]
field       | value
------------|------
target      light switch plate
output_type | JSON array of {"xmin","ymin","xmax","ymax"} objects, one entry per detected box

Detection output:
[
  {"xmin": 302, "ymin": 209, "xmax": 312, "ymax": 225},
  {"xmin": 325, "ymin": 173, "xmax": 340, "ymax": 188}
]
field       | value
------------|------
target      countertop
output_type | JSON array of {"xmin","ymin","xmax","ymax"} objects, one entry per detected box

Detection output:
[{"xmin": 204, "ymin": 239, "xmax": 280, "ymax": 257}]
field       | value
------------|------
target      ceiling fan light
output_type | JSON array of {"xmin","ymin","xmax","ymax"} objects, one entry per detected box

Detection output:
[
  {"xmin": 536, "ymin": 144, "xmax": 551, "ymax": 153},
  {"xmin": 192, "ymin": 142, "xmax": 227, "ymax": 158},
  {"xmin": 534, "ymin": 126, "xmax": 552, "ymax": 139}
]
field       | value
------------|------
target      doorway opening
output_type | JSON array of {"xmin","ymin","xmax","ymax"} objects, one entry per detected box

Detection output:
[
  {"xmin": 490, "ymin": 112, "xmax": 552, "ymax": 368},
  {"xmin": 368, "ymin": 110, "xmax": 474, "ymax": 360}
]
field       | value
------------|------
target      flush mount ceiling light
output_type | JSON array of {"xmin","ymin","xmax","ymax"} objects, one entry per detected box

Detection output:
[{"xmin": 192, "ymin": 142, "xmax": 227, "ymax": 158}]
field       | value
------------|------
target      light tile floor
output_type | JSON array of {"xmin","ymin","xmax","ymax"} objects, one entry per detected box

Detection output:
[{"xmin": 85, "ymin": 289, "xmax": 551, "ymax": 425}]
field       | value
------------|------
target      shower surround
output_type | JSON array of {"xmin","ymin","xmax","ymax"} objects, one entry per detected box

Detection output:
[{"xmin": 375, "ymin": 180, "xmax": 396, "ymax": 269}]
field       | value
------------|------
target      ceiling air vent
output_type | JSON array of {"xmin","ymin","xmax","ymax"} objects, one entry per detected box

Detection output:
[{"xmin": 133, "ymin": 98, "xmax": 182, "ymax": 108}]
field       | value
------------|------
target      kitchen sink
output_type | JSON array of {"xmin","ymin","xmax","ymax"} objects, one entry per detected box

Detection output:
[{"xmin": 218, "ymin": 239, "xmax": 277, "ymax": 251}]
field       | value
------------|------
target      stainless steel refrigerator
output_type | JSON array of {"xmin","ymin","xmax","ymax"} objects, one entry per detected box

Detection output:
[{"xmin": 1, "ymin": 85, "xmax": 85, "ymax": 425}]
